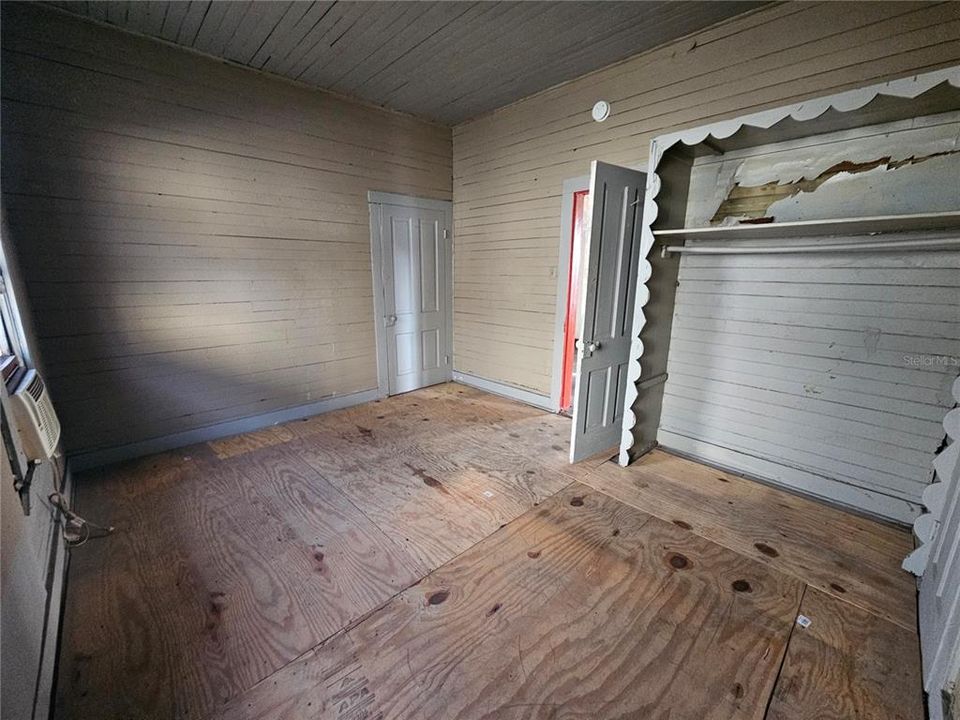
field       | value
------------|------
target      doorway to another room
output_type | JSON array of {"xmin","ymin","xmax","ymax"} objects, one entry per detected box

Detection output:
[
  {"xmin": 554, "ymin": 163, "xmax": 647, "ymax": 464},
  {"xmin": 559, "ymin": 187, "xmax": 590, "ymax": 415},
  {"xmin": 368, "ymin": 192, "xmax": 454, "ymax": 397}
]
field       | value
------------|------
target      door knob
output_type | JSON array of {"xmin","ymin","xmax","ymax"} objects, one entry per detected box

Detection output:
[
  {"xmin": 579, "ymin": 340, "xmax": 600, "ymax": 357},
  {"xmin": 385, "ymin": 314, "xmax": 397, "ymax": 326}
]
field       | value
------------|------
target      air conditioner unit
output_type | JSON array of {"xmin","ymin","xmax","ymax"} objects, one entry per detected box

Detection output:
[{"xmin": 9, "ymin": 369, "xmax": 61, "ymax": 461}]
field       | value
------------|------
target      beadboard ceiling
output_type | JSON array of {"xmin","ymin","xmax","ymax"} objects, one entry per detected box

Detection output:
[{"xmin": 48, "ymin": 1, "xmax": 764, "ymax": 125}]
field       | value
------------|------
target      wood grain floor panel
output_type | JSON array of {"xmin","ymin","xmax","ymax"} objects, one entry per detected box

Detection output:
[
  {"xmin": 767, "ymin": 588, "xmax": 924, "ymax": 720},
  {"xmin": 296, "ymin": 436, "xmax": 511, "ymax": 572},
  {"xmin": 581, "ymin": 449, "xmax": 917, "ymax": 630},
  {"xmin": 208, "ymin": 424, "xmax": 297, "ymax": 460},
  {"xmin": 214, "ymin": 483, "xmax": 805, "ymax": 720},
  {"xmin": 55, "ymin": 384, "xmax": 921, "ymax": 720},
  {"xmin": 57, "ymin": 445, "xmax": 425, "ymax": 719}
]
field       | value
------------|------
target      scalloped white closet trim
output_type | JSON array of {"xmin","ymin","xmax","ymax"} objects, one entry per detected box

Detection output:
[{"xmin": 618, "ymin": 66, "xmax": 960, "ymax": 467}]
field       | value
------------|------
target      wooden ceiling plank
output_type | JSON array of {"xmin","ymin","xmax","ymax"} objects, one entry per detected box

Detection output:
[
  {"xmin": 366, "ymin": 1, "xmax": 549, "ymax": 107},
  {"xmin": 337, "ymin": 1, "xmax": 483, "ymax": 97},
  {"xmin": 297, "ymin": 2, "xmax": 416, "ymax": 89},
  {"xmin": 264, "ymin": 1, "xmax": 351, "ymax": 77},
  {"xmin": 145, "ymin": 1, "xmax": 172, "ymax": 38},
  {"xmin": 204, "ymin": 0, "xmax": 254, "ymax": 58},
  {"xmin": 189, "ymin": 0, "xmax": 233, "ymax": 52},
  {"xmin": 376, "ymin": 2, "xmax": 523, "ymax": 106},
  {"xmin": 102, "ymin": 1, "xmax": 129, "ymax": 27},
  {"xmin": 428, "ymin": 2, "xmax": 615, "ymax": 120},
  {"xmin": 174, "ymin": 1, "xmax": 211, "ymax": 47},
  {"xmin": 48, "ymin": 0, "xmax": 770, "ymax": 124},
  {"xmin": 158, "ymin": 0, "xmax": 192, "ymax": 43},
  {"xmin": 247, "ymin": 1, "xmax": 320, "ymax": 70},
  {"xmin": 221, "ymin": 0, "xmax": 294, "ymax": 65},
  {"xmin": 122, "ymin": 0, "xmax": 148, "ymax": 34},
  {"xmin": 287, "ymin": 1, "xmax": 380, "ymax": 82},
  {"xmin": 328, "ymin": 0, "xmax": 447, "ymax": 94},
  {"xmin": 438, "ymin": 3, "xmax": 706, "ymax": 124}
]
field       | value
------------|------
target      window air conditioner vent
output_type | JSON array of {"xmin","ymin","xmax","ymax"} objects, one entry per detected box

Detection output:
[{"xmin": 9, "ymin": 369, "xmax": 60, "ymax": 461}]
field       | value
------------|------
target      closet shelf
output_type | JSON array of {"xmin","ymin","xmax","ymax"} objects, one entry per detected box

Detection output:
[{"xmin": 652, "ymin": 211, "xmax": 960, "ymax": 242}]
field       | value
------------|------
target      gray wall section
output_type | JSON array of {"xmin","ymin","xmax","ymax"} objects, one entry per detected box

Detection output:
[{"xmin": 0, "ymin": 4, "xmax": 452, "ymax": 456}]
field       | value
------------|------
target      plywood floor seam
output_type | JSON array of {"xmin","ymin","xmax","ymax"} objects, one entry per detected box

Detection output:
[{"xmin": 55, "ymin": 383, "xmax": 922, "ymax": 720}]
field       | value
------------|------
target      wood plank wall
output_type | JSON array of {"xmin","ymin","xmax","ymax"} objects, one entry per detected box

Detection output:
[
  {"xmin": 661, "ymin": 247, "xmax": 959, "ymax": 520},
  {"xmin": 0, "ymin": 4, "xmax": 452, "ymax": 455},
  {"xmin": 452, "ymin": 1, "xmax": 960, "ymax": 396}
]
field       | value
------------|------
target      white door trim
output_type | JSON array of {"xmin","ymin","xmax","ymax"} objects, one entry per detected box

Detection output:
[
  {"xmin": 368, "ymin": 193, "xmax": 453, "ymax": 398},
  {"xmin": 550, "ymin": 175, "xmax": 590, "ymax": 412},
  {"xmin": 367, "ymin": 191, "xmax": 451, "ymax": 211}
]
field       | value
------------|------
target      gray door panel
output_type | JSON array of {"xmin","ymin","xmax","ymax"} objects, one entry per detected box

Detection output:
[{"xmin": 570, "ymin": 161, "xmax": 646, "ymax": 463}]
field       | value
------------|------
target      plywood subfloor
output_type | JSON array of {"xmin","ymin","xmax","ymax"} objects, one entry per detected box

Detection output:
[{"xmin": 55, "ymin": 383, "xmax": 922, "ymax": 720}]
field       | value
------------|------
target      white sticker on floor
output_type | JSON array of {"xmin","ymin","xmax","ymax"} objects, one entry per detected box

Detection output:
[
  {"xmin": 796, "ymin": 614, "xmax": 812, "ymax": 628},
  {"xmin": 482, "ymin": 490, "xmax": 495, "ymax": 499}
]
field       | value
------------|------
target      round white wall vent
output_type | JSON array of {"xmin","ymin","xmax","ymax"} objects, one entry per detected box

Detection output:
[{"xmin": 592, "ymin": 100, "xmax": 611, "ymax": 122}]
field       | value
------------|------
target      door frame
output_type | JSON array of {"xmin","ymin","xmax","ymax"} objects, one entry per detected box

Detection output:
[
  {"xmin": 550, "ymin": 175, "xmax": 590, "ymax": 412},
  {"xmin": 367, "ymin": 191, "xmax": 453, "ymax": 398}
]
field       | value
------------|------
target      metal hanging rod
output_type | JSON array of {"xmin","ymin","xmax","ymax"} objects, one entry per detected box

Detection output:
[{"xmin": 660, "ymin": 237, "xmax": 960, "ymax": 256}]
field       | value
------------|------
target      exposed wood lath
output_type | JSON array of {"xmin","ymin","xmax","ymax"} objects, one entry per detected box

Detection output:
[{"xmin": 711, "ymin": 149, "xmax": 960, "ymax": 224}]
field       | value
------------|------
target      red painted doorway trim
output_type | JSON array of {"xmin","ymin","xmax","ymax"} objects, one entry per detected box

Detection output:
[{"xmin": 559, "ymin": 189, "xmax": 590, "ymax": 414}]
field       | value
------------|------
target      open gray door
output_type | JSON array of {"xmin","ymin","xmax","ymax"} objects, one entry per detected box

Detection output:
[{"xmin": 569, "ymin": 161, "xmax": 646, "ymax": 463}]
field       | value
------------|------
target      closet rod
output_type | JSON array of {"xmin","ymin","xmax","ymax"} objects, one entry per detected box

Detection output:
[{"xmin": 661, "ymin": 237, "xmax": 960, "ymax": 256}]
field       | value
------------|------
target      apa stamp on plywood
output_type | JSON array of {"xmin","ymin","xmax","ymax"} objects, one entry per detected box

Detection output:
[{"xmin": 327, "ymin": 661, "xmax": 383, "ymax": 720}]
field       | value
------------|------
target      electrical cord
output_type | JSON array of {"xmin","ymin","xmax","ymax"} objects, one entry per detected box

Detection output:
[{"xmin": 46, "ymin": 491, "xmax": 114, "ymax": 547}]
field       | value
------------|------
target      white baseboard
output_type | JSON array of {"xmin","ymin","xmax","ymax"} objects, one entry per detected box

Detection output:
[
  {"xmin": 452, "ymin": 372, "xmax": 555, "ymax": 412},
  {"xmin": 658, "ymin": 431, "xmax": 919, "ymax": 526},
  {"xmin": 68, "ymin": 389, "xmax": 380, "ymax": 471}
]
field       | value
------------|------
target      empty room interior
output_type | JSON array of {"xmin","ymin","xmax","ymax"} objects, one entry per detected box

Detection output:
[{"xmin": 2, "ymin": 1, "xmax": 960, "ymax": 718}]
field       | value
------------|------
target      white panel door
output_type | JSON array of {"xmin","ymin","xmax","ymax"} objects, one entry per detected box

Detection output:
[
  {"xmin": 570, "ymin": 161, "xmax": 646, "ymax": 463},
  {"xmin": 379, "ymin": 203, "xmax": 452, "ymax": 395}
]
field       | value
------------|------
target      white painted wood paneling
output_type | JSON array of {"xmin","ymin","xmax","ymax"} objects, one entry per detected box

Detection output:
[
  {"xmin": 452, "ymin": 1, "xmax": 960, "ymax": 397},
  {"xmin": 659, "ymin": 243, "xmax": 960, "ymax": 521},
  {"xmin": 917, "ymin": 378, "xmax": 960, "ymax": 720},
  {"xmin": 0, "ymin": 4, "xmax": 451, "ymax": 456}
]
